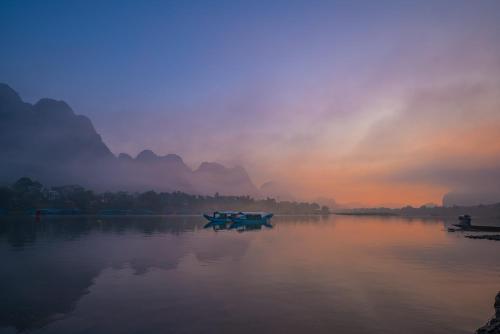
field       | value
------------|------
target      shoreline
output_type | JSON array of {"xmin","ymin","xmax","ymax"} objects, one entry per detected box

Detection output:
[{"xmin": 476, "ymin": 292, "xmax": 500, "ymax": 334}]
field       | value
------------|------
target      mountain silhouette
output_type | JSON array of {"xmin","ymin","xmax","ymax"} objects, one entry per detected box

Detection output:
[
  {"xmin": 0, "ymin": 83, "xmax": 259, "ymax": 195},
  {"xmin": 193, "ymin": 162, "xmax": 258, "ymax": 196},
  {"xmin": 259, "ymin": 181, "xmax": 295, "ymax": 201}
]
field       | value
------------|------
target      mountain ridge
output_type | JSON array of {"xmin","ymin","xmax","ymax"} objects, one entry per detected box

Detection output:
[{"xmin": 0, "ymin": 83, "xmax": 259, "ymax": 196}]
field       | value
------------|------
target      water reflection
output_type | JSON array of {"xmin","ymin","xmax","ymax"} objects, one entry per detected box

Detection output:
[
  {"xmin": 0, "ymin": 216, "xmax": 210, "ymax": 332},
  {"xmin": 0, "ymin": 215, "xmax": 498, "ymax": 334},
  {"xmin": 203, "ymin": 220, "xmax": 273, "ymax": 232}
]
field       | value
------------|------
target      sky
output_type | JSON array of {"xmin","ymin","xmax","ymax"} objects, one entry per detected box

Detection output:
[{"xmin": 1, "ymin": 0, "xmax": 500, "ymax": 206}]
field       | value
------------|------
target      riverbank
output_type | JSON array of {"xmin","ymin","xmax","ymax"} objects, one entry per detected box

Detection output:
[
  {"xmin": 334, "ymin": 202, "xmax": 500, "ymax": 220},
  {"xmin": 466, "ymin": 235, "xmax": 500, "ymax": 241},
  {"xmin": 0, "ymin": 177, "xmax": 330, "ymax": 216}
]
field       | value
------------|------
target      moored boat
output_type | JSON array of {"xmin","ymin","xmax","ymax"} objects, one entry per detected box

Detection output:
[
  {"xmin": 452, "ymin": 214, "xmax": 500, "ymax": 232},
  {"xmin": 203, "ymin": 211, "xmax": 238, "ymax": 224},
  {"xmin": 203, "ymin": 211, "xmax": 274, "ymax": 230},
  {"xmin": 230, "ymin": 212, "xmax": 273, "ymax": 228}
]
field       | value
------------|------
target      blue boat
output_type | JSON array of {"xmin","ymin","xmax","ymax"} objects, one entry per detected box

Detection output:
[
  {"xmin": 203, "ymin": 211, "xmax": 274, "ymax": 230},
  {"xmin": 229, "ymin": 212, "xmax": 274, "ymax": 229},
  {"xmin": 203, "ymin": 211, "xmax": 238, "ymax": 228}
]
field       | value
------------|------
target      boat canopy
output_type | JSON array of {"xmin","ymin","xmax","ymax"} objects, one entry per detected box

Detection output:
[
  {"xmin": 236, "ymin": 212, "xmax": 273, "ymax": 219},
  {"xmin": 213, "ymin": 211, "xmax": 239, "ymax": 218}
]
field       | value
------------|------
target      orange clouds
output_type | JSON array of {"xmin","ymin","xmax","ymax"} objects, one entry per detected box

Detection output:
[{"xmin": 260, "ymin": 80, "xmax": 500, "ymax": 207}]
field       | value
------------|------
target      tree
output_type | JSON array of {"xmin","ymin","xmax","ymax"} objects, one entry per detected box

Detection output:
[{"xmin": 13, "ymin": 177, "xmax": 42, "ymax": 194}]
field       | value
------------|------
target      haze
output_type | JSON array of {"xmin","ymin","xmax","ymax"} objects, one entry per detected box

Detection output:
[{"xmin": 1, "ymin": 0, "xmax": 500, "ymax": 207}]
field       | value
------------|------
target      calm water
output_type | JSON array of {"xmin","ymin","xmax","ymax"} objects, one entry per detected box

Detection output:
[{"xmin": 0, "ymin": 215, "xmax": 499, "ymax": 334}]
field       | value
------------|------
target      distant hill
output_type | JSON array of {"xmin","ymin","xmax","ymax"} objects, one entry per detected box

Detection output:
[
  {"xmin": 442, "ymin": 191, "xmax": 500, "ymax": 207},
  {"xmin": 193, "ymin": 162, "xmax": 259, "ymax": 197},
  {"xmin": 0, "ymin": 83, "xmax": 260, "ymax": 195},
  {"xmin": 259, "ymin": 181, "xmax": 295, "ymax": 201},
  {"xmin": 0, "ymin": 84, "xmax": 115, "ymax": 188},
  {"xmin": 335, "ymin": 202, "xmax": 500, "ymax": 218}
]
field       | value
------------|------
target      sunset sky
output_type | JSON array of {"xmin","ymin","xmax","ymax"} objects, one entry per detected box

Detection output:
[{"xmin": 1, "ymin": 0, "xmax": 500, "ymax": 206}]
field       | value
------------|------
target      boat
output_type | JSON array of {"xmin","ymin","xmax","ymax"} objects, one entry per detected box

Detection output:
[
  {"xmin": 229, "ymin": 212, "xmax": 273, "ymax": 229},
  {"xmin": 203, "ymin": 211, "xmax": 239, "ymax": 224},
  {"xmin": 452, "ymin": 214, "xmax": 500, "ymax": 232},
  {"xmin": 453, "ymin": 214, "xmax": 472, "ymax": 228},
  {"xmin": 455, "ymin": 225, "xmax": 500, "ymax": 232},
  {"xmin": 458, "ymin": 214, "xmax": 471, "ymax": 224},
  {"xmin": 203, "ymin": 211, "xmax": 274, "ymax": 230}
]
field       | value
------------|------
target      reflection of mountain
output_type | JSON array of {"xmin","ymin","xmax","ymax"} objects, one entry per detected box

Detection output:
[
  {"xmin": 0, "ymin": 83, "xmax": 259, "ymax": 195},
  {"xmin": 0, "ymin": 216, "xmax": 250, "ymax": 332}
]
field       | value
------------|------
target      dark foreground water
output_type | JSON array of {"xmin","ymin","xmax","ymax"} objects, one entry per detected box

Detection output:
[{"xmin": 0, "ymin": 215, "xmax": 499, "ymax": 334}]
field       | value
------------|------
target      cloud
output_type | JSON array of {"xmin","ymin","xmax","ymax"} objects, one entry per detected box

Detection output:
[{"xmin": 340, "ymin": 78, "xmax": 500, "ymax": 204}]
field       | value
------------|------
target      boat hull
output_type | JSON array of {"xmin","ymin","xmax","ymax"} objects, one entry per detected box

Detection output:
[
  {"xmin": 230, "ymin": 214, "xmax": 273, "ymax": 229},
  {"xmin": 452, "ymin": 224, "xmax": 500, "ymax": 232}
]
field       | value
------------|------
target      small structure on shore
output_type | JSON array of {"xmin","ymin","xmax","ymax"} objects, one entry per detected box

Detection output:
[
  {"xmin": 476, "ymin": 291, "xmax": 500, "ymax": 334},
  {"xmin": 458, "ymin": 214, "xmax": 472, "ymax": 227},
  {"xmin": 450, "ymin": 215, "xmax": 500, "ymax": 232}
]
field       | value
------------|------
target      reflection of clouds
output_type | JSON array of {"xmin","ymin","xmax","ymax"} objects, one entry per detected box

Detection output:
[
  {"xmin": 246, "ymin": 216, "xmax": 499, "ymax": 332},
  {"xmin": 191, "ymin": 233, "xmax": 250, "ymax": 264},
  {"xmin": 1, "ymin": 216, "xmax": 498, "ymax": 334}
]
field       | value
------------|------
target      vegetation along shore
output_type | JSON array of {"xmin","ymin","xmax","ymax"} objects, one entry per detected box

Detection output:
[{"xmin": 0, "ymin": 177, "xmax": 330, "ymax": 216}]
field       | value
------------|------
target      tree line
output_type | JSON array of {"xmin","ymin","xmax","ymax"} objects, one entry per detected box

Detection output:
[{"xmin": 0, "ymin": 177, "xmax": 330, "ymax": 215}]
